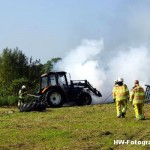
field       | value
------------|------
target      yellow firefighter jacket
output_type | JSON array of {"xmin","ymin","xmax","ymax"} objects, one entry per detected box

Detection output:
[
  {"xmin": 112, "ymin": 84, "xmax": 129, "ymax": 101},
  {"xmin": 19, "ymin": 89, "xmax": 27, "ymax": 99},
  {"xmin": 130, "ymin": 85, "xmax": 145, "ymax": 104}
]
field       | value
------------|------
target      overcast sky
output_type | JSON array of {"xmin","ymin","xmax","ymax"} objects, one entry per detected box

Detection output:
[{"xmin": 0, "ymin": 0, "xmax": 150, "ymax": 63}]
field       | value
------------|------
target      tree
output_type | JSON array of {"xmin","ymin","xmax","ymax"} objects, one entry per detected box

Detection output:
[
  {"xmin": 0, "ymin": 47, "xmax": 28, "ymax": 84},
  {"xmin": 28, "ymin": 57, "xmax": 43, "ymax": 83}
]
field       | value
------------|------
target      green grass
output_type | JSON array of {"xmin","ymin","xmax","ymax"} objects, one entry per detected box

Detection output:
[{"xmin": 0, "ymin": 103, "xmax": 150, "ymax": 150}]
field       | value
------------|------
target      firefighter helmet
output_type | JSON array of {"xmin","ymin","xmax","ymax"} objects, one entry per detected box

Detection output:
[
  {"xmin": 21, "ymin": 85, "xmax": 26, "ymax": 90},
  {"xmin": 117, "ymin": 77, "xmax": 124, "ymax": 82}
]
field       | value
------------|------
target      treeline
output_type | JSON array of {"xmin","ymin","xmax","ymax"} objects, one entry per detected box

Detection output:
[{"xmin": 0, "ymin": 47, "xmax": 61, "ymax": 106}]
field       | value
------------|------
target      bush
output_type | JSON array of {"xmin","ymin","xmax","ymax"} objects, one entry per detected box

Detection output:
[
  {"xmin": 0, "ymin": 97, "xmax": 8, "ymax": 106},
  {"xmin": 7, "ymin": 96, "xmax": 18, "ymax": 106},
  {"xmin": 0, "ymin": 96, "xmax": 18, "ymax": 106}
]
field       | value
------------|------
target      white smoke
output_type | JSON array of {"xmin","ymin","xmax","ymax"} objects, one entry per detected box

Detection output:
[
  {"xmin": 108, "ymin": 46, "xmax": 150, "ymax": 89},
  {"xmin": 53, "ymin": 39, "xmax": 150, "ymax": 104}
]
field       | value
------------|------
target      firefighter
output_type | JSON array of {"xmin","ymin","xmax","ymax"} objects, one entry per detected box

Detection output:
[
  {"xmin": 18, "ymin": 85, "xmax": 27, "ymax": 109},
  {"xmin": 130, "ymin": 80, "xmax": 145, "ymax": 120},
  {"xmin": 112, "ymin": 77, "xmax": 129, "ymax": 118}
]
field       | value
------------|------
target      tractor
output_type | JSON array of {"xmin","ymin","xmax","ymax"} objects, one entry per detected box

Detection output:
[{"xmin": 37, "ymin": 71, "xmax": 102, "ymax": 107}]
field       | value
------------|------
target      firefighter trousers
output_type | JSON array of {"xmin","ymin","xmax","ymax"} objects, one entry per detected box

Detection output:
[
  {"xmin": 133, "ymin": 103, "xmax": 145, "ymax": 120},
  {"xmin": 116, "ymin": 100, "xmax": 127, "ymax": 117},
  {"xmin": 18, "ymin": 98, "xmax": 24, "ymax": 108}
]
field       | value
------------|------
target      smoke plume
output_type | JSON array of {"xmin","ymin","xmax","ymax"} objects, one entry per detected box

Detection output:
[{"xmin": 53, "ymin": 39, "xmax": 150, "ymax": 103}]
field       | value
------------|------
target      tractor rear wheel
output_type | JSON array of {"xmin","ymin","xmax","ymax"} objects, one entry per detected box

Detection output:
[
  {"xmin": 77, "ymin": 92, "xmax": 92, "ymax": 106},
  {"xmin": 46, "ymin": 89, "xmax": 64, "ymax": 108}
]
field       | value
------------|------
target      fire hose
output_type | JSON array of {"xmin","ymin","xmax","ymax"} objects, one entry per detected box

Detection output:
[
  {"xmin": 101, "ymin": 93, "xmax": 112, "ymax": 103},
  {"xmin": 27, "ymin": 94, "xmax": 41, "ymax": 98}
]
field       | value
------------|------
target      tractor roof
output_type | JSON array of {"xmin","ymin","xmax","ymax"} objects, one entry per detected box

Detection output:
[{"xmin": 41, "ymin": 71, "xmax": 66, "ymax": 77}]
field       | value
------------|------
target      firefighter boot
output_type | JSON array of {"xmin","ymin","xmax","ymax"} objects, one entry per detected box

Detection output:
[{"xmin": 121, "ymin": 112, "xmax": 126, "ymax": 118}]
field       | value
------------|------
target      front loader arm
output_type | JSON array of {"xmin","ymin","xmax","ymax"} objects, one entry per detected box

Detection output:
[{"xmin": 71, "ymin": 80, "xmax": 102, "ymax": 97}]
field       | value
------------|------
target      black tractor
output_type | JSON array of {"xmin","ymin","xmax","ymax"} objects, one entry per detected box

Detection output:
[{"xmin": 37, "ymin": 71, "xmax": 102, "ymax": 108}]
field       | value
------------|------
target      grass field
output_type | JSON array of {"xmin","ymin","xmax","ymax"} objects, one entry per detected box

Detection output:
[{"xmin": 0, "ymin": 103, "xmax": 150, "ymax": 150}]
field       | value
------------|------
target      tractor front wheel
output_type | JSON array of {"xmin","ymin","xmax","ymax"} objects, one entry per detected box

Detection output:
[{"xmin": 77, "ymin": 92, "xmax": 92, "ymax": 106}]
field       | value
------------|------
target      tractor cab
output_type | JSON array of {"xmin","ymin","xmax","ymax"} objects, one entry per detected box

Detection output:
[{"xmin": 39, "ymin": 71, "xmax": 69, "ymax": 93}]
